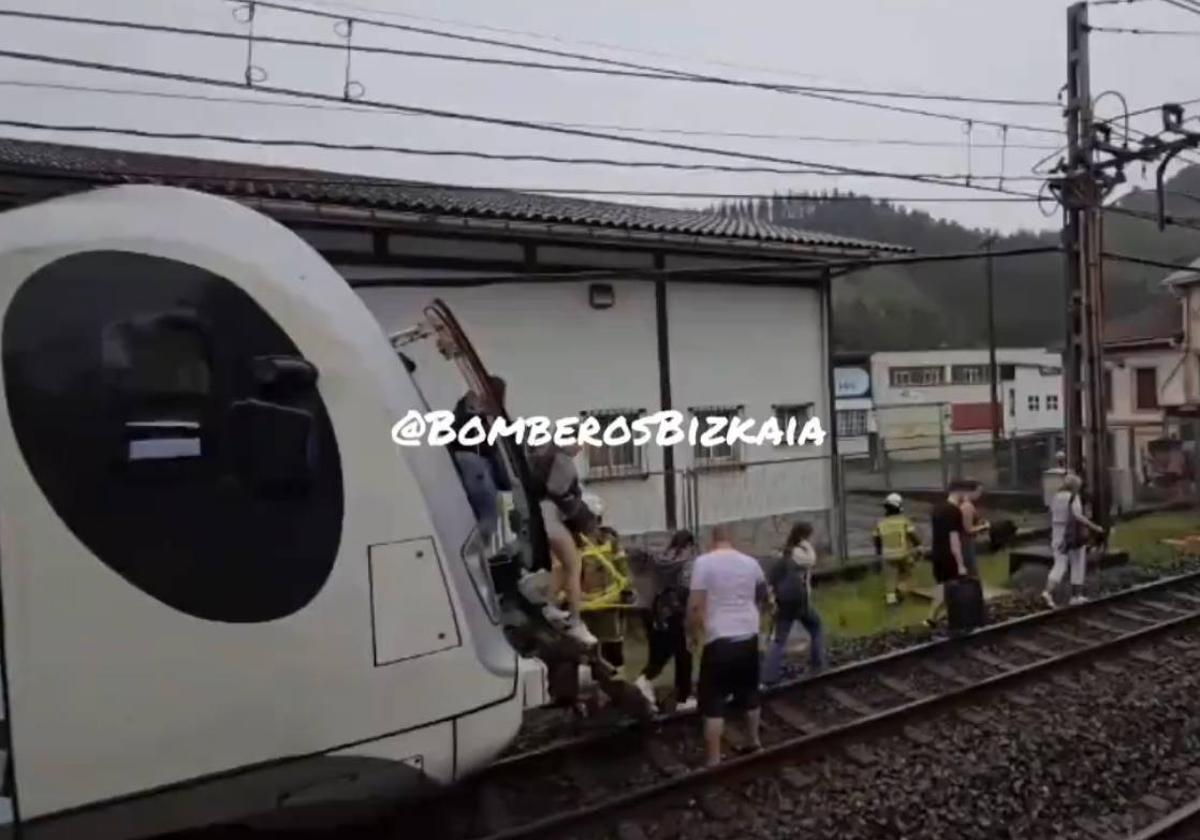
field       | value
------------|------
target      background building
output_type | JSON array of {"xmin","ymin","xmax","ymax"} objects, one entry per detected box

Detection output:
[{"xmin": 833, "ymin": 352, "xmax": 875, "ymax": 459}]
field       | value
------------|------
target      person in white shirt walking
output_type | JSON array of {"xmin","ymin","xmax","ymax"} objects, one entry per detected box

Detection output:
[
  {"xmin": 1043, "ymin": 472, "xmax": 1105, "ymax": 608},
  {"xmin": 687, "ymin": 524, "xmax": 769, "ymax": 767}
]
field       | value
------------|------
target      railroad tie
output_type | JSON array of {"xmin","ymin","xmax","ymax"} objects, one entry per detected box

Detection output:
[
  {"xmin": 1108, "ymin": 607, "xmax": 1157, "ymax": 625},
  {"xmin": 822, "ymin": 686, "xmax": 876, "ymax": 717},
  {"xmin": 1004, "ymin": 690, "xmax": 1037, "ymax": 707},
  {"xmin": 1037, "ymin": 627, "xmax": 1092, "ymax": 647},
  {"xmin": 644, "ymin": 740, "xmax": 688, "ymax": 778},
  {"xmin": 964, "ymin": 648, "xmax": 1015, "ymax": 671},
  {"xmin": 1092, "ymin": 660, "xmax": 1124, "ymax": 675},
  {"xmin": 780, "ymin": 767, "xmax": 818, "ymax": 791},
  {"xmin": 475, "ymin": 784, "xmax": 513, "ymax": 836},
  {"xmin": 1074, "ymin": 816, "xmax": 1122, "ymax": 840},
  {"xmin": 769, "ymin": 699, "xmax": 820, "ymax": 735},
  {"xmin": 842, "ymin": 743, "xmax": 876, "ymax": 767},
  {"xmin": 920, "ymin": 660, "xmax": 971, "ymax": 686},
  {"xmin": 955, "ymin": 707, "xmax": 992, "ymax": 727},
  {"xmin": 1167, "ymin": 637, "xmax": 1198, "ymax": 651},
  {"xmin": 699, "ymin": 789, "xmax": 738, "ymax": 821},
  {"xmin": 563, "ymin": 755, "xmax": 604, "ymax": 805},
  {"xmin": 1007, "ymin": 638, "xmax": 1056, "ymax": 659},
  {"xmin": 1139, "ymin": 794, "xmax": 1172, "ymax": 814},
  {"xmin": 1136, "ymin": 598, "xmax": 1190, "ymax": 615},
  {"xmin": 903, "ymin": 724, "xmax": 935, "ymax": 746},
  {"xmin": 1129, "ymin": 648, "xmax": 1159, "ymax": 665},
  {"xmin": 1079, "ymin": 618, "xmax": 1127, "ymax": 635},
  {"xmin": 876, "ymin": 675, "xmax": 925, "ymax": 701},
  {"xmin": 616, "ymin": 821, "xmax": 649, "ymax": 840},
  {"xmin": 1050, "ymin": 672, "xmax": 1080, "ymax": 691},
  {"xmin": 1166, "ymin": 589, "xmax": 1200, "ymax": 606}
]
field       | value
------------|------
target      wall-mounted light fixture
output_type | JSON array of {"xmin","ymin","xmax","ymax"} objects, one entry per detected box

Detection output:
[{"xmin": 589, "ymin": 283, "xmax": 615, "ymax": 310}]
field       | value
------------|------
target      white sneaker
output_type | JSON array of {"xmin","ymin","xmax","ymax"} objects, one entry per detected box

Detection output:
[
  {"xmin": 541, "ymin": 603, "xmax": 571, "ymax": 628},
  {"xmin": 1041, "ymin": 591, "xmax": 1056, "ymax": 609},
  {"xmin": 675, "ymin": 697, "xmax": 698, "ymax": 714},
  {"xmin": 1069, "ymin": 595, "xmax": 1088, "ymax": 606},
  {"xmin": 518, "ymin": 569, "xmax": 552, "ymax": 605},
  {"xmin": 565, "ymin": 618, "xmax": 598, "ymax": 647},
  {"xmin": 633, "ymin": 675, "xmax": 658, "ymax": 708}
]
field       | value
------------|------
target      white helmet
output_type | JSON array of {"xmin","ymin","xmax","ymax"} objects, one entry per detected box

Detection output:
[{"xmin": 885, "ymin": 492, "xmax": 903, "ymax": 508}]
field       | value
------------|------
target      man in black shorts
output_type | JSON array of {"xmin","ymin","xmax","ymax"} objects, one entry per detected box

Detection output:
[
  {"xmin": 926, "ymin": 480, "xmax": 972, "ymax": 628},
  {"xmin": 687, "ymin": 525, "xmax": 770, "ymax": 767}
]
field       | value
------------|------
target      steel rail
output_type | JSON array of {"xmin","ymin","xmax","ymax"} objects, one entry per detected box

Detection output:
[
  {"xmin": 482, "ymin": 567, "xmax": 1200, "ymax": 777},
  {"xmin": 471, "ymin": 574, "xmax": 1200, "ymax": 839}
]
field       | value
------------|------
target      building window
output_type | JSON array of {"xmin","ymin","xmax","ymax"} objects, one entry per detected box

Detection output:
[
  {"xmin": 1008, "ymin": 388, "xmax": 1016, "ymax": 417},
  {"xmin": 950, "ymin": 364, "xmax": 990, "ymax": 385},
  {"xmin": 836, "ymin": 408, "xmax": 869, "ymax": 438},
  {"xmin": 1028, "ymin": 395, "xmax": 1040, "ymax": 412},
  {"xmin": 1103, "ymin": 369, "xmax": 1113, "ymax": 413},
  {"xmin": 889, "ymin": 365, "xmax": 944, "ymax": 388},
  {"xmin": 1046, "ymin": 394, "xmax": 1059, "ymax": 411},
  {"xmin": 774, "ymin": 402, "xmax": 814, "ymax": 445},
  {"xmin": 583, "ymin": 409, "xmax": 646, "ymax": 479},
  {"xmin": 692, "ymin": 406, "xmax": 743, "ymax": 467},
  {"xmin": 1135, "ymin": 367, "xmax": 1159, "ymax": 411}
]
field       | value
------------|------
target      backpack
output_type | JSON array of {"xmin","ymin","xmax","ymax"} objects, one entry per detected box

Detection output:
[
  {"xmin": 526, "ymin": 446, "xmax": 597, "ymax": 536},
  {"xmin": 1060, "ymin": 493, "xmax": 1089, "ymax": 551}
]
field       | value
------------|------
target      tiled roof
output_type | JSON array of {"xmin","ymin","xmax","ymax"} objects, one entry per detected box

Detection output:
[
  {"xmin": 1104, "ymin": 295, "xmax": 1182, "ymax": 346},
  {"xmin": 0, "ymin": 137, "xmax": 909, "ymax": 253}
]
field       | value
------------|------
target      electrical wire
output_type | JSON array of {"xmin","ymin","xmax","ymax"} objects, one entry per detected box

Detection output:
[
  {"xmin": 0, "ymin": 117, "xmax": 1047, "ymax": 181},
  {"xmin": 230, "ymin": 0, "xmax": 1065, "ymax": 135},
  {"xmin": 0, "ymin": 7, "xmax": 1062, "ymax": 110},
  {"xmin": 1161, "ymin": 0, "xmax": 1200, "ymax": 17},
  {"xmin": 0, "ymin": 79, "xmax": 1065, "ymax": 150},
  {"xmin": 1103, "ymin": 203, "xmax": 1200, "ymax": 232},
  {"xmin": 0, "ymin": 156, "xmax": 1042, "ymax": 202},
  {"xmin": 0, "ymin": 48, "xmax": 1048, "ymax": 198},
  {"xmin": 1103, "ymin": 251, "xmax": 1200, "ymax": 272},
  {"xmin": 1090, "ymin": 25, "xmax": 1200, "ymax": 35}
]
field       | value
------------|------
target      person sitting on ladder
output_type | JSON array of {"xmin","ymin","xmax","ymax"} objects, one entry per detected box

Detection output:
[{"xmin": 873, "ymin": 492, "xmax": 921, "ymax": 606}]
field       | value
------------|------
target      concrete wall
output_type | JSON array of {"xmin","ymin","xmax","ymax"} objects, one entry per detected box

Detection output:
[{"xmin": 330, "ymin": 244, "xmax": 834, "ymax": 546}]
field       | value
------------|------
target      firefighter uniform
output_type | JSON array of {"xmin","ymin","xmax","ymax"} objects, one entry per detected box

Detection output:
[
  {"xmin": 579, "ymin": 536, "xmax": 633, "ymax": 669},
  {"xmin": 874, "ymin": 513, "xmax": 920, "ymax": 604}
]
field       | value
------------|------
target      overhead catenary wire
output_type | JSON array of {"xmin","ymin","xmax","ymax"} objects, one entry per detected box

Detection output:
[
  {"xmin": 0, "ymin": 7, "xmax": 1062, "ymax": 109},
  {"xmin": 0, "ymin": 79, "xmax": 1065, "ymax": 150},
  {"xmin": 0, "ymin": 158, "xmax": 1043, "ymax": 202},
  {"xmin": 0, "ymin": 118, "xmax": 1048, "ymax": 182},
  {"xmin": 1089, "ymin": 24, "xmax": 1200, "ymax": 35},
  {"xmin": 0, "ymin": 48, "xmax": 1048, "ymax": 199},
  {"xmin": 227, "ymin": 0, "xmax": 1066, "ymax": 135},
  {"xmin": 1102, "ymin": 250, "xmax": 1200, "ymax": 272}
]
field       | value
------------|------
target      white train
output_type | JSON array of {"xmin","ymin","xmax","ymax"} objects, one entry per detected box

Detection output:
[{"xmin": 0, "ymin": 185, "xmax": 560, "ymax": 838}]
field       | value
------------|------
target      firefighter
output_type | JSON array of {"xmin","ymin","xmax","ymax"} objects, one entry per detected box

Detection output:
[
  {"xmin": 874, "ymin": 492, "xmax": 921, "ymax": 605},
  {"xmin": 578, "ymin": 510, "xmax": 635, "ymax": 677}
]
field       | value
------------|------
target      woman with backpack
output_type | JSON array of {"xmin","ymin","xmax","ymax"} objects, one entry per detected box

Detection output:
[
  {"xmin": 762, "ymin": 522, "xmax": 827, "ymax": 686},
  {"xmin": 633, "ymin": 530, "xmax": 698, "ymax": 714},
  {"xmin": 1042, "ymin": 472, "xmax": 1105, "ymax": 608}
]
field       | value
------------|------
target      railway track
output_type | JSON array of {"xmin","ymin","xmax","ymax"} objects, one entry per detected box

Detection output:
[
  {"xmin": 1134, "ymin": 799, "xmax": 1200, "ymax": 840},
  {"xmin": 397, "ymin": 568, "xmax": 1200, "ymax": 840}
]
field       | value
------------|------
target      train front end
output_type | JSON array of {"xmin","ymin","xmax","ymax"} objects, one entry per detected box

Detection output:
[{"xmin": 0, "ymin": 185, "xmax": 527, "ymax": 839}]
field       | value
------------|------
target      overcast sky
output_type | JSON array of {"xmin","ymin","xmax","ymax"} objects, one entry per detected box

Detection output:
[{"xmin": 0, "ymin": 0, "xmax": 1197, "ymax": 234}]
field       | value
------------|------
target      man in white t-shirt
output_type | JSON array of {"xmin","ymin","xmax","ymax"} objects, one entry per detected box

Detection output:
[{"xmin": 687, "ymin": 524, "xmax": 768, "ymax": 767}]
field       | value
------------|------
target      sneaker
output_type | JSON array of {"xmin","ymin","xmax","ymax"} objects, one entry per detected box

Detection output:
[
  {"xmin": 541, "ymin": 603, "xmax": 571, "ymax": 628},
  {"xmin": 564, "ymin": 618, "xmax": 598, "ymax": 647},
  {"xmin": 1069, "ymin": 595, "xmax": 1088, "ymax": 606},
  {"xmin": 675, "ymin": 697, "xmax": 698, "ymax": 714},
  {"xmin": 633, "ymin": 675, "xmax": 658, "ymax": 708},
  {"xmin": 1041, "ymin": 591, "xmax": 1056, "ymax": 610},
  {"xmin": 518, "ymin": 569, "xmax": 552, "ymax": 605}
]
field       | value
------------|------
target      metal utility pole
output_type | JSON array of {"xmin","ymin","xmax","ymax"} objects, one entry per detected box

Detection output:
[
  {"xmin": 982, "ymin": 234, "xmax": 1000, "ymax": 454},
  {"xmin": 1060, "ymin": 2, "xmax": 1109, "ymax": 525}
]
